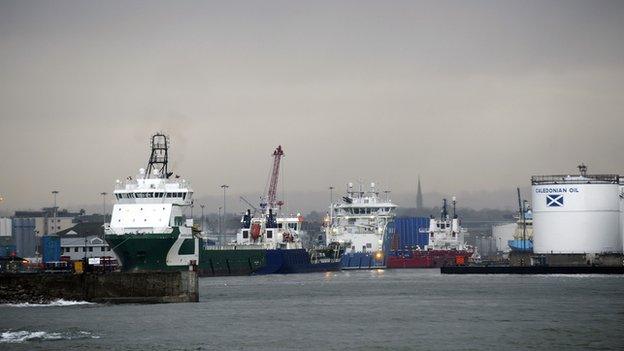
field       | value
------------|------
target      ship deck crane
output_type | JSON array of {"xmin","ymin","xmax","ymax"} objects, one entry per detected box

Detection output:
[
  {"xmin": 267, "ymin": 145, "xmax": 284, "ymax": 209},
  {"xmin": 239, "ymin": 196, "xmax": 259, "ymax": 213}
]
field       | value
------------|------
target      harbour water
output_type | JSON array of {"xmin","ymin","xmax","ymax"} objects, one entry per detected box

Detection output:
[{"xmin": 1, "ymin": 270, "xmax": 623, "ymax": 350}]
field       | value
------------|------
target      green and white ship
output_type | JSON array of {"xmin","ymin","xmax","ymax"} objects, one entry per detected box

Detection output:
[
  {"xmin": 105, "ymin": 134, "xmax": 341, "ymax": 275},
  {"xmin": 104, "ymin": 133, "xmax": 202, "ymax": 272}
]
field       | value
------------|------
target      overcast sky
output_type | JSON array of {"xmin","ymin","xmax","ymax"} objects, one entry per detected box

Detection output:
[{"xmin": 1, "ymin": 0, "xmax": 623, "ymax": 213}]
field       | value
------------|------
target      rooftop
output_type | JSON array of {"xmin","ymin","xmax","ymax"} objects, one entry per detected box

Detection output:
[
  {"xmin": 531, "ymin": 174, "xmax": 619, "ymax": 185},
  {"xmin": 56, "ymin": 222, "xmax": 104, "ymax": 238}
]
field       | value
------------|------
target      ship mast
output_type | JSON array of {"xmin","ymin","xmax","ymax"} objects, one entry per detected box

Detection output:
[
  {"xmin": 145, "ymin": 133, "xmax": 173, "ymax": 179},
  {"xmin": 267, "ymin": 145, "xmax": 284, "ymax": 209}
]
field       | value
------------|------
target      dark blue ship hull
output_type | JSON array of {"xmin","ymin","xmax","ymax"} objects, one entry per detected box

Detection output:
[
  {"xmin": 340, "ymin": 252, "xmax": 385, "ymax": 269},
  {"xmin": 253, "ymin": 249, "xmax": 342, "ymax": 275}
]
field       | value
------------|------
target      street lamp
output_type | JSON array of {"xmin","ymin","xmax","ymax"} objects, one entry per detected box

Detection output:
[
  {"xmin": 329, "ymin": 186, "xmax": 334, "ymax": 225},
  {"xmin": 51, "ymin": 190, "xmax": 59, "ymax": 235},
  {"xmin": 218, "ymin": 206, "xmax": 222, "ymax": 245},
  {"xmin": 100, "ymin": 192, "xmax": 107, "ymax": 222},
  {"xmin": 200, "ymin": 204, "xmax": 205, "ymax": 230},
  {"xmin": 221, "ymin": 185, "xmax": 229, "ymax": 245}
]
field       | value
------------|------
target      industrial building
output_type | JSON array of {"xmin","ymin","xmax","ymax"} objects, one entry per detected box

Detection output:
[
  {"xmin": 491, "ymin": 223, "xmax": 516, "ymax": 253},
  {"xmin": 14, "ymin": 208, "xmax": 83, "ymax": 237},
  {"xmin": 57, "ymin": 222, "xmax": 118, "ymax": 262},
  {"xmin": 0, "ymin": 218, "xmax": 12, "ymax": 237}
]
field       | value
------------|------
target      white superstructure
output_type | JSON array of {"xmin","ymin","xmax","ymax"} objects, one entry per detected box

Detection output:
[
  {"xmin": 325, "ymin": 182, "xmax": 396, "ymax": 254},
  {"xmin": 108, "ymin": 172, "xmax": 194, "ymax": 234},
  {"xmin": 532, "ymin": 165, "xmax": 622, "ymax": 254},
  {"xmin": 229, "ymin": 145, "xmax": 305, "ymax": 250},
  {"xmin": 104, "ymin": 133, "xmax": 199, "ymax": 266},
  {"xmin": 427, "ymin": 197, "xmax": 470, "ymax": 251},
  {"xmin": 234, "ymin": 209, "xmax": 304, "ymax": 250}
]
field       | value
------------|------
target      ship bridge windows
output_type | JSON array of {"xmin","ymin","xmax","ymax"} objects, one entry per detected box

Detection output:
[
  {"xmin": 352, "ymin": 208, "xmax": 375, "ymax": 215},
  {"xmin": 164, "ymin": 192, "xmax": 187, "ymax": 199}
]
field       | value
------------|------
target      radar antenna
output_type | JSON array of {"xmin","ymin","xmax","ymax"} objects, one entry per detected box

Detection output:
[
  {"xmin": 441, "ymin": 198, "xmax": 448, "ymax": 220},
  {"xmin": 578, "ymin": 163, "xmax": 587, "ymax": 177},
  {"xmin": 145, "ymin": 133, "xmax": 172, "ymax": 179}
]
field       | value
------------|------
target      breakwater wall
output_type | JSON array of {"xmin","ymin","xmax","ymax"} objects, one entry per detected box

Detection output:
[{"xmin": 0, "ymin": 271, "xmax": 198, "ymax": 304}]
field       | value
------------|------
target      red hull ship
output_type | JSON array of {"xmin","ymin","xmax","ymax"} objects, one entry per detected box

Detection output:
[
  {"xmin": 386, "ymin": 198, "xmax": 474, "ymax": 268},
  {"xmin": 387, "ymin": 249, "xmax": 472, "ymax": 268}
]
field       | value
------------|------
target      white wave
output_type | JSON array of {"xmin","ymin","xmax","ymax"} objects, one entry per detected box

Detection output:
[
  {"xmin": 0, "ymin": 330, "xmax": 100, "ymax": 343},
  {"xmin": 2, "ymin": 299, "xmax": 94, "ymax": 308}
]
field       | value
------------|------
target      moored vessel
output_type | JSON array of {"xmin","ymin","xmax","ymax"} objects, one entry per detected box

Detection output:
[
  {"xmin": 216, "ymin": 145, "xmax": 341, "ymax": 274},
  {"xmin": 386, "ymin": 197, "xmax": 474, "ymax": 268},
  {"xmin": 508, "ymin": 209, "xmax": 533, "ymax": 252},
  {"xmin": 104, "ymin": 133, "xmax": 200, "ymax": 272},
  {"xmin": 324, "ymin": 182, "xmax": 396, "ymax": 269},
  {"xmin": 105, "ymin": 138, "xmax": 341, "ymax": 275}
]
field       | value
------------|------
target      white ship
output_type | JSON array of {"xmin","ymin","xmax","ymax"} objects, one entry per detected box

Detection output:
[
  {"xmin": 104, "ymin": 133, "xmax": 200, "ymax": 271},
  {"xmin": 236, "ymin": 209, "xmax": 304, "ymax": 250},
  {"xmin": 427, "ymin": 197, "xmax": 470, "ymax": 251},
  {"xmin": 324, "ymin": 182, "xmax": 397, "ymax": 268}
]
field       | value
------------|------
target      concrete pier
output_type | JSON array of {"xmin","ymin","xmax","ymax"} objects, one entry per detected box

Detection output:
[
  {"xmin": 0, "ymin": 271, "xmax": 199, "ymax": 304},
  {"xmin": 441, "ymin": 266, "xmax": 624, "ymax": 274}
]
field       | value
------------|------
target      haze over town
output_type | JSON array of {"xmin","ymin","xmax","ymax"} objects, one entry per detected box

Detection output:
[{"xmin": 1, "ymin": 0, "xmax": 623, "ymax": 214}]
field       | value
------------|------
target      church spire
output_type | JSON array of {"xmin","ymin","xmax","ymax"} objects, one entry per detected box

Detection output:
[{"xmin": 416, "ymin": 175, "xmax": 423, "ymax": 210}]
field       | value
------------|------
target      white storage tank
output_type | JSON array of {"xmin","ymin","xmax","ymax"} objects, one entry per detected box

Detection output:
[
  {"xmin": 532, "ymin": 165, "xmax": 622, "ymax": 254},
  {"xmin": 620, "ymin": 185, "xmax": 624, "ymax": 253}
]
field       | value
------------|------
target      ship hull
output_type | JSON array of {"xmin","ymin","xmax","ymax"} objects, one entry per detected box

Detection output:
[
  {"xmin": 340, "ymin": 252, "xmax": 385, "ymax": 269},
  {"xmin": 508, "ymin": 239, "xmax": 533, "ymax": 252},
  {"xmin": 386, "ymin": 250, "xmax": 473, "ymax": 268},
  {"xmin": 106, "ymin": 233, "xmax": 340, "ymax": 276},
  {"xmin": 105, "ymin": 233, "xmax": 183, "ymax": 272}
]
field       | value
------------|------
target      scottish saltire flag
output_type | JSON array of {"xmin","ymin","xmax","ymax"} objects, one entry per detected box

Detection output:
[{"xmin": 546, "ymin": 194, "xmax": 564, "ymax": 207}]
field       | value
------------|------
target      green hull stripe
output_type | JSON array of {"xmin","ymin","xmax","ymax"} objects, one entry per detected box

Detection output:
[{"xmin": 105, "ymin": 233, "xmax": 267, "ymax": 276}]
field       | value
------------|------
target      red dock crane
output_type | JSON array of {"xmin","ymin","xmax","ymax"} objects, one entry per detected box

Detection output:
[{"xmin": 267, "ymin": 145, "xmax": 284, "ymax": 209}]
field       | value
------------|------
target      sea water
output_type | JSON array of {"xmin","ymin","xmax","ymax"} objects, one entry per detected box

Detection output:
[{"xmin": 1, "ymin": 269, "xmax": 622, "ymax": 350}]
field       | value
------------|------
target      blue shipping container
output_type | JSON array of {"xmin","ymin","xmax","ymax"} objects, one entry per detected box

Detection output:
[
  {"xmin": 12, "ymin": 218, "xmax": 36, "ymax": 257},
  {"xmin": 387, "ymin": 217, "xmax": 429, "ymax": 250},
  {"xmin": 42, "ymin": 236, "xmax": 61, "ymax": 263}
]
